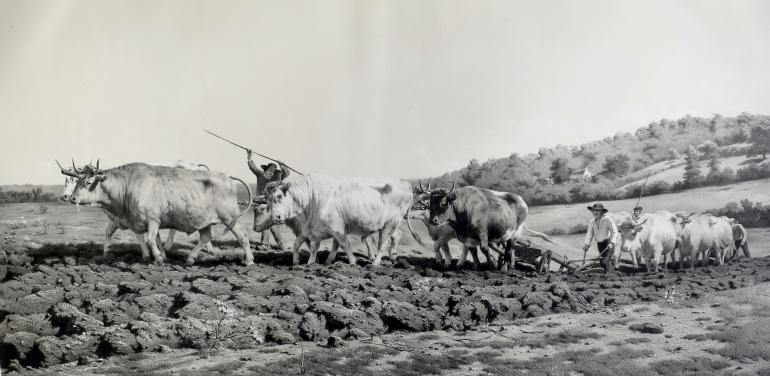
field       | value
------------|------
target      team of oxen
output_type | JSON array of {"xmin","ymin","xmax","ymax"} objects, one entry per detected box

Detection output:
[{"xmin": 56, "ymin": 159, "xmax": 747, "ymax": 273}]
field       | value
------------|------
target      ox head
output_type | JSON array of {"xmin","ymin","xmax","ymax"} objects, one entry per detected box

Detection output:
[
  {"xmin": 411, "ymin": 179, "xmax": 432, "ymax": 211},
  {"xmin": 426, "ymin": 180, "xmax": 457, "ymax": 226},
  {"xmin": 57, "ymin": 159, "xmax": 108, "ymax": 207},
  {"xmin": 252, "ymin": 203, "xmax": 274, "ymax": 232},
  {"xmin": 674, "ymin": 211, "xmax": 698, "ymax": 230},
  {"xmin": 263, "ymin": 180, "xmax": 292, "ymax": 225},
  {"xmin": 617, "ymin": 218, "xmax": 648, "ymax": 253}
]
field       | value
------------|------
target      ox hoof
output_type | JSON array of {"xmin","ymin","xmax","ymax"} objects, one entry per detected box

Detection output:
[
  {"xmin": 243, "ymin": 260, "xmax": 254, "ymax": 266},
  {"xmin": 185, "ymin": 257, "xmax": 196, "ymax": 266},
  {"xmin": 154, "ymin": 259, "xmax": 164, "ymax": 266}
]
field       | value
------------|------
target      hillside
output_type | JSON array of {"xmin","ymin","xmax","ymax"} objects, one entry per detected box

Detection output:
[
  {"xmin": 417, "ymin": 113, "xmax": 770, "ymax": 205},
  {"xmin": 617, "ymin": 155, "xmax": 757, "ymax": 190}
]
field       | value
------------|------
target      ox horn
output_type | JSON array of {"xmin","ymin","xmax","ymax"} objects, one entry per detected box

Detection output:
[
  {"xmin": 426, "ymin": 178, "xmax": 431, "ymax": 191},
  {"xmin": 447, "ymin": 179, "xmax": 456, "ymax": 195},
  {"xmin": 95, "ymin": 159, "xmax": 100, "ymax": 173},
  {"xmin": 417, "ymin": 179, "xmax": 425, "ymax": 194},
  {"xmin": 56, "ymin": 160, "xmax": 78, "ymax": 177},
  {"xmin": 71, "ymin": 158, "xmax": 82, "ymax": 173}
]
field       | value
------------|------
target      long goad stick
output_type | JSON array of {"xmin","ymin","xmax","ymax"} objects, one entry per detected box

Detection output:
[
  {"xmin": 634, "ymin": 170, "xmax": 652, "ymax": 209},
  {"xmin": 203, "ymin": 129, "xmax": 304, "ymax": 176}
]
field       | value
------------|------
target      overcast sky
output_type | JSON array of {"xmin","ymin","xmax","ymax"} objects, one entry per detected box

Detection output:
[{"xmin": 1, "ymin": 0, "xmax": 769, "ymax": 184}]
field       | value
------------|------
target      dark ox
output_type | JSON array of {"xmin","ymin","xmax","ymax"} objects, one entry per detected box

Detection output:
[
  {"xmin": 61, "ymin": 161, "xmax": 253, "ymax": 265},
  {"xmin": 424, "ymin": 183, "xmax": 526, "ymax": 272}
]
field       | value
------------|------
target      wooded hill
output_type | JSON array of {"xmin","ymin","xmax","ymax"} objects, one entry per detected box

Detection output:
[{"xmin": 416, "ymin": 113, "xmax": 770, "ymax": 205}]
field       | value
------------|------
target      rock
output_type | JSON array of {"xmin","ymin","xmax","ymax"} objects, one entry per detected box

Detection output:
[
  {"xmin": 380, "ymin": 300, "xmax": 443, "ymax": 331},
  {"xmin": 191, "ymin": 278, "xmax": 233, "ymax": 296},
  {"xmin": 35, "ymin": 334, "xmax": 98, "ymax": 366},
  {"xmin": 3, "ymin": 313, "xmax": 56, "ymax": 336},
  {"xmin": 172, "ymin": 292, "xmax": 219, "ymax": 320},
  {"xmin": 16, "ymin": 288, "xmax": 65, "ymax": 314},
  {"xmin": 326, "ymin": 336, "xmax": 344, "ymax": 348},
  {"xmin": 629, "ymin": 322, "xmax": 664, "ymax": 334},
  {"xmin": 310, "ymin": 301, "xmax": 384, "ymax": 335},
  {"xmin": 134, "ymin": 294, "xmax": 174, "ymax": 316},
  {"xmin": 98, "ymin": 327, "xmax": 138, "ymax": 355},
  {"xmin": 298, "ymin": 312, "xmax": 326, "ymax": 341},
  {"xmin": 118, "ymin": 280, "xmax": 153, "ymax": 294},
  {"xmin": 25, "ymin": 241, "xmax": 43, "ymax": 250},
  {"xmin": 50, "ymin": 302, "xmax": 105, "ymax": 335},
  {"xmin": 478, "ymin": 295, "xmax": 523, "ymax": 321},
  {"xmin": 2, "ymin": 331, "xmax": 39, "ymax": 362},
  {"xmin": 348, "ymin": 328, "xmax": 369, "ymax": 339},
  {"xmin": 175, "ymin": 316, "xmax": 213, "ymax": 349},
  {"xmin": 94, "ymin": 283, "xmax": 119, "ymax": 296},
  {"xmin": 267, "ymin": 330, "xmax": 295, "ymax": 344},
  {"xmin": 521, "ymin": 291, "xmax": 554, "ymax": 310}
]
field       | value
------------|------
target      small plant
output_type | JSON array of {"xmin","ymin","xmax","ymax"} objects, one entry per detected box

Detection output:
[
  {"xmin": 196, "ymin": 299, "xmax": 249, "ymax": 357},
  {"xmin": 663, "ymin": 286, "xmax": 681, "ymax": 305}
]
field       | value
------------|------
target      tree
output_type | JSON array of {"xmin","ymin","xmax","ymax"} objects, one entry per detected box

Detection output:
[
  {"xmin": 461, "ymin": 159, "xmax": 483, "ymax": 185},
  {"xmin": 602, "ymin": 153, "xmax": 630, "ymax": 178},
  {"xmin": 550, "ymin": 158, "xmax": 571, "ymax": 184},
  {"xmin": 747, "ymin": 121, "xmax": 770, "ymax": 160},
  {"xmin": 682, "ymin": 147, "xmax": 702, "ymax": 188},
  {"xmin": 696, "ymin": 141, "xmax": 719, "ymax": 159}
]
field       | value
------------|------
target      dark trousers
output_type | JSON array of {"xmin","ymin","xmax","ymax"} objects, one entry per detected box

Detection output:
[
  {"xmin": 734, "ymin": 240, "xmax": 751, "ymax": 258},
  {"xmin": 597, "ymin": 240, "xmax": 615, "ymax": 273},
  {"xmin": 261, "ymin": 227, "xmax": 284, "ymax": 248}
]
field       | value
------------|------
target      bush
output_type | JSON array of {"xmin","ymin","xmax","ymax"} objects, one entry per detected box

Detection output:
[
  {"xmin": 736, "ymin": 162, "xmax": 770, "ymax": 181},
  {"xmin": 705, "ymin": 199, "xmax": 770, "ymax": 228},
  {"xmin": 568, "ymin": 222, "xmax": 589, "ymax": 235}
]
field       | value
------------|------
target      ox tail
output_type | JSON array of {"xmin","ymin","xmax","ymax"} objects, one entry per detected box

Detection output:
[
  {"xmin": 521, "ymin": 225, "xmax": 556, "ymax": 244},
  {"xmin": 223, "ymin": 176, "xmax": 253, "ymax": 235},
  {"xmin": 404, "ymin": 205, "xmax": 426, "ymax": 247}
]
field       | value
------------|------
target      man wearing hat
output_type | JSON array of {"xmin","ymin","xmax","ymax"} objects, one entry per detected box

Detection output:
[
  {"xmin": 247, "ymin": 149, "xmax": 290, "ymax": 249},
  {"xmin": 583, "ymin": 203, "xmax": 619, "ymax": 273},
  {"xmin": 632, "ymin": 206, "xmax": 643, "ymax": 223}
]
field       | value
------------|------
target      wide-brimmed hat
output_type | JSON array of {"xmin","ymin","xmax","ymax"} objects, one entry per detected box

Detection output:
[
  {"xmin": 587, "ymin": 203, "xmax": 608, "ymax": 213},
  {"xmin": 634, "ymin": 206, "xmax": 643, "ymax": 211},
  {"xmin": 261, "ymin": 162, "xmax": 277, "ymax": 170}
]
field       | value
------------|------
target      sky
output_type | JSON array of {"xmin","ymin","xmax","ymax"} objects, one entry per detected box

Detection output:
[{"xmin": 1, "ymin": 0, "xmax": 769, "ymax": 184}]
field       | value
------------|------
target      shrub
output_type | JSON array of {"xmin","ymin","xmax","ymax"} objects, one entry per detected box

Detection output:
[{"xmin": 705, "ymin": 199, "xmax": 770, "ymax": 227}]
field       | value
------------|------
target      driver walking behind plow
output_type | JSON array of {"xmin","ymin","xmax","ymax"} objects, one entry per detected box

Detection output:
[
  {"xmin": 582, "ymin": 203, "xmax": 619, "ymax": 273},
  {"xmin": 247, "ymin": 149, "xmax": 290, "ymax": 250}
]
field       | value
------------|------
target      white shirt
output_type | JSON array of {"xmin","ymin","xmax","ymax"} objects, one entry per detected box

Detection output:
[{"xmin": 584, "ymin": 215, "xmax": 619, "ymax": 246}]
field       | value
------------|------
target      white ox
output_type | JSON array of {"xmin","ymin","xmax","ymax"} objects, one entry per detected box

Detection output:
[
  {"xmin": 59, "ymin": 160, "xmax": 213, "ymax": 257},
  {"xmin": 675, "ymin": 213, "xmax": 735, "ymax": 268},
  {"xmin": 253, "ymin": 204, "xmax": 401, "ymax": 264},
  {"xmin": 256, "ymin": 174, "xmax": 413, "ymax": 266},
  {"xmin": 617, "ymin": 211, "xmax": 679, "ymax": 273},
  {"xmin": 62, "ymin": 161, "xmax": 253, "ymax": 265}
]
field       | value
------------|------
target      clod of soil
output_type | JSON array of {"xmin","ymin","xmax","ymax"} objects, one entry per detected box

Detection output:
[{"xmin": 629, "ymin": 322, "xmax": 665, "ymax": 334}]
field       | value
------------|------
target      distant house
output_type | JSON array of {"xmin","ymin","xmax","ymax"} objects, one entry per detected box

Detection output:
[{"xmin": 568, "ymin": 168, "xmax": 594, "ymax": 182}]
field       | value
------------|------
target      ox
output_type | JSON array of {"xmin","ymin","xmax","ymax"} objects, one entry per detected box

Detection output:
[
  {"xmin": 675, "ymin": 213, "xmax": 735, "ymax": 268},
  {"xmin": 59, "ymin": 160, "xmax": 214, "ymax": 257},
  {"xmin": 617, "ymin": 211, "xmax": 679, "ymax": 273},
  {"xmin": 422, "ymin": 183, "xmax": 525, "ymax": 272},
  {"xmin": 62, "ymin": 161, "xmax": 253, "ymax": 265},
  {"xmin": 253, "ymin": 203, "xmax": 401, "ymax": 264},
  {"xmin": 257, "ymin": 174, "xmax": 413, "ymax": 266}
]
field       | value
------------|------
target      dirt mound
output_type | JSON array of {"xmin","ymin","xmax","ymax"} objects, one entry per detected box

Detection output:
[{"xmin": 2, "ymin": 242, "xmax": 769, "ymax": 369}]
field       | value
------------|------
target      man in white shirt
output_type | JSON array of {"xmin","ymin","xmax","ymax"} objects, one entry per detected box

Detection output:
[{"xmin": 583, "ymin": 203, "xmax": 619, "ymax": 273}]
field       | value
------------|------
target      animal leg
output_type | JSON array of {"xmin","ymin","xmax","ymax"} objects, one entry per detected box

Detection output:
[
  {"xmin": 326, "ymin": 240, "xmax": 339, "ymax": 265},
  {"xmin": 146, "ymin": 221, "xmax": 165, "ymax": 265},
  {"xmin": 134, "ymin": 233, "xmax": 151, "ymax": 261},
  {"xmin": 186, "ymin": 226, "xmax": 213, "ymax": 265},
  {"xmin": 103, "ymin": 221, "xmax": 119, "ymax": 256},
  {"xmin": 307, "ymin": 239, "xmax": 322, "ymax": 265},
  {"xmin": 163, "ymin": 229, "xmax": 176, "ymax": 252},
  {"xmin": 457, "ymin": 246, "xmax": 469, "ymax": 268},
  {"xmin": 433, "ymin": 241, "xmax": 445, "ymax": 266},
  {"xmin": 470, "ymin": 247, "xmax": 481, "ymax": 270},
  {"xmin": 230, "ymin": 223, "xmax": 252, "ymax": 266},
  {"xmin": 336, "ymin": 234, "xmax": 357, "ymax": 266},
  {"xmin": 388, "ymin": 230, "xmax": 401, "ymax": 261},
  {"xmin": 441, "ymin": 244, "xmax": 452, "ymax": 269},
  {"xmin": 372, "ymin": 224, "xmax": 396, "ymax": 266}
]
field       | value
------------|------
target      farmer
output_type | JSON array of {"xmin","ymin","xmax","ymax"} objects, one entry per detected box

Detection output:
[
  {"xmin": 247, "ymin": 149, "xmax": 290, "ymax": 250},
  {"xmin": 582, "ymin": 203, "xmax": 619, "ymax": 273},
  {"xmin": 730, "ymin": 218, "xmax": 751, "ymax": 259},
  {"xmin": 632, "ymin": 206, "xmax": 643, "ymax": 223}
]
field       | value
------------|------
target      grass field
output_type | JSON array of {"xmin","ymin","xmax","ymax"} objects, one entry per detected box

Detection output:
[{"xmin": 619, "ymin": 155, "xmax": 759, "ymax": 190}]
